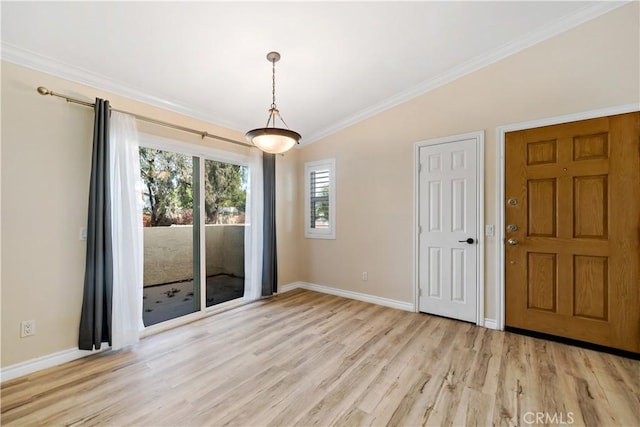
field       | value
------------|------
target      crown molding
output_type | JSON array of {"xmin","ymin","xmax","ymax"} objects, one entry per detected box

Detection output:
[
  {"xmin": 301, "ymin": 1, "xmax": 630, "ymax": 145},
  {"xmin": 0, "ymin": 42, "xmax": 244, "ymax": 133}
]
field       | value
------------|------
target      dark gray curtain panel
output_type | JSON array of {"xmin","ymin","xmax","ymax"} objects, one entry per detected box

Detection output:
[
  {"xmin": 78, "ymin": 99, "xmax": 113, "ymax": 350},
  {"xmin": 262, "ymin": 153, "xmax": 278, "ymax": 296}
]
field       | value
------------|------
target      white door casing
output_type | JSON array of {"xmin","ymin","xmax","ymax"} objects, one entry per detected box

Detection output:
[{"xmin": 415, "ymin": 132, "xmax": 483, "ymax": 323}]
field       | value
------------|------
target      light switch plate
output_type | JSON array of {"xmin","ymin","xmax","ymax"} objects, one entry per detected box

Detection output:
[{"xmin": 485, "ymin": 224, "xmax": 495, "ymax": 236}]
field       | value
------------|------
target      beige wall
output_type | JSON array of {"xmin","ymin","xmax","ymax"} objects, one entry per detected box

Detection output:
[
  {"xmin": 296, "ymin": 4, "xmax": 640, "ymax": 319},
  {"xmin": 0, "ymin": 62, "xmax": 301, "ymax": 367},
  {"xmin": 276, "ymin": 147, "xmax": 301, "ymax": 286}
]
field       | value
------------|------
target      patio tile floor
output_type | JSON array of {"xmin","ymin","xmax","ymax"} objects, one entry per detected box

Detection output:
[{"xmin": 143, "ymin": 274, "xmax": 244, "ymax": 326}]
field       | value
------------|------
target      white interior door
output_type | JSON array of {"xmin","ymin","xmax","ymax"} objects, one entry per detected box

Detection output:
[{"xmin": 418, "ymin": 137, "xmax": 478, "ymax": 322}]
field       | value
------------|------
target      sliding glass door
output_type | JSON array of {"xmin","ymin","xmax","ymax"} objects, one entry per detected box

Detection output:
[
  {"xmin": 204, "ymin": 159, "xmax": 247, "ymax": 307},
  {"xmin": 139, "ymin": 142, "xmax": 249, "ymax": 327},
  {"xmin": 140, "ymin": 147, "xmax": 200, "ymax": 326}
]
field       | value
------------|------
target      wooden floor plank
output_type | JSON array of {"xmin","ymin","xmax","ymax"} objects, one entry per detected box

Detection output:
[{"xmin": 2, "ymin": 289, "xmax": 638, "ymax": 427}]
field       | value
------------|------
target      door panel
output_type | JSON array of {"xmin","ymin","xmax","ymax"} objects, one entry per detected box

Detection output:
[
  {"xmin": 527, "ymin": 252, "xmax": 557, "ymax": 312},
  {"xmin": 419, "ymin": 138, "xmax": 478, "ymax": 322},
  {"xmin": 573, "ymin": 175, "xmax": 607, "ymax": 238},
  {"xmin": 505, "ymin": 112, "xmax": 640, "ymax": 353},
  {"xmin": 528, "ymin": 179, "xmax": 556, "ymax": 237},
  {"xmin": 573, "ymin": 255, "xmax": 608, "ymax": 320}
]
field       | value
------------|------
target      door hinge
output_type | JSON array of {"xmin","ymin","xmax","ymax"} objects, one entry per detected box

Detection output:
[
  {"xmin": 419, "ymin": 225, "xmax": 423, "ymax": 234},
  {"xmin": 419, "ymin": 288, "xmax": 422, "ymax": 297},
  {"xmin": 418, "ymin": 163, "xmax": 422, "ymax": 173}
]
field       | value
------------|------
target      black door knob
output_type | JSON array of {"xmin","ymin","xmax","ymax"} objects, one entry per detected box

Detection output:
[{"xmin": 458, "ymin": 238, "xmax": 475, "ymax": 244}]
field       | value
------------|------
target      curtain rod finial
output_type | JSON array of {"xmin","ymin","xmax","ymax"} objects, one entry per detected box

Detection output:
[{"xmin": 37, "ymin": 86, "xmax": 51, "ymax": 96}]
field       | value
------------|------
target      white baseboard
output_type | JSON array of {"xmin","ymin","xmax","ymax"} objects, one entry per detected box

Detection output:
[
  {"xmin": 1, "ymin": 346, "xmax": 109, "ymax": 383},
  {"xmin": 279, "ymin": 281, "xmax": 304, "ymax": 294},
  {"xmin": 279, "ymin": 281, "xmax": 414, "ymax": 312},
  {"xmin": 483, "ymin": 318, "xmax": 499, "ymax": 330}
]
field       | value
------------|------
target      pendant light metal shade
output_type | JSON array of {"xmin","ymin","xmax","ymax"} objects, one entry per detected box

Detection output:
[
  {"xmin": 245, "ymin": 127, "xmax": 301, "ymax": 154},
  {"xmin": 245, "ymin": 52, "xmax": 301, "ymax": 154}
]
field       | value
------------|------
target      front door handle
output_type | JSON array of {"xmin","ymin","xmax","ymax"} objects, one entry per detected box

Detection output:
[
  {"xmin": 458, "ymin": 238, "xmax": 475, "ymax": 244},
  {"xmin": 507, "ymin": 238, "xmax": 519, "ymax": 245}
]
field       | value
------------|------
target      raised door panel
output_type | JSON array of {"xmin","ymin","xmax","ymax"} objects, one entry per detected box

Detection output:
[
  {"xmin": 573, "ymin": 133, "xmax": 608, "ymax": 161},
  {"xmin": 428, "ymin": 181, "xmax": 442, "ymax": 232},
  {"xmin": 526, "ymin": 252, "xmax": 557, "ymax": 312},
  {"xmin": 527, "ymin": 179, "xmax": 557, "ymax": 237},
  {"xmin": 573, "ymin": 175, "xmax": 608, "ymax": 239},
  {"xmin": 527, "ymin": 139, "xmax": 557, "ymax": 165},
  {"xmin": 573, "ymin": 255, "xmax": 608, "ymax": 321},
  {"xmin": 428, "ymin": 247, "xmax": 442, "ymax": 298},
  {"xmin": 451, "ymin": 179, "xmax": 466, "ymax": 233},
  {"xmin": 451, "ymin": 248, "xmax": 466, "ymax": 302}
]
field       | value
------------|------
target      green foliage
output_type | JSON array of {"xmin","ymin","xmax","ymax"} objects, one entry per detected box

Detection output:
[
  {"xmin": 140, "ymin": 147, "xmax": 193, "ymax": 226},
  {"xmin": 139, "ymin": 147, "xmax": 247, "ymax": 226},
  {"xmin": 315, "ymin": 186, "xmax": 329, "ymax": 221},
  {"xmin": 204, "ymin": 160, "xmax": 247, "ymax": 224}
]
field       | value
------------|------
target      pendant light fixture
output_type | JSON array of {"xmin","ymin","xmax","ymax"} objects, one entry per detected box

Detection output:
[{"xmin": 245, "ymin": 51, "xmax": 301, "ymax": 154}]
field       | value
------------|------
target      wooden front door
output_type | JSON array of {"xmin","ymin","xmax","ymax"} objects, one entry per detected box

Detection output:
[{"xmin": 505, "ymin": 112, "xmax": 640, "ymax": 353}]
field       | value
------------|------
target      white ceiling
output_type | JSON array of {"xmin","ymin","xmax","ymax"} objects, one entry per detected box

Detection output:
[{"xmin": 1, "ymin": 1, "xmax": 626, "ymax": 144}]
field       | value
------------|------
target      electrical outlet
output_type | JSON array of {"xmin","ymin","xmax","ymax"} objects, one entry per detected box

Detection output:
[
  {"xmin": 362, "ymin": 271, "xmax": 368, "ymax": 281},
  {"xmin": 21, "ymin": 320, "xmax": 36, "ymax": 337}
]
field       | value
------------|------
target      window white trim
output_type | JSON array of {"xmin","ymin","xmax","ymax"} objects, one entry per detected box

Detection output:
[{"xmin": 304, "ymin": 158, "xmax": 336, "ymax": 239}]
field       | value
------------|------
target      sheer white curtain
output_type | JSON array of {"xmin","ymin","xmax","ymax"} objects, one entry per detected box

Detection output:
[
  {"xmin": 244, "ymin": 148, "xmax": 264, "ymax": 301},
  {"xmin": 109, "ymin": 112, "xmax": 143, "ymax": 350}
]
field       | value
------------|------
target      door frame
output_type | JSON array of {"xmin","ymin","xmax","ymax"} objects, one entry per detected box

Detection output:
[
  {"xmin": 495, "ymin": 103, "xmax": 639, "ymax": 331},
  {"xmin": 413, "ymin": 131, "xmax": 485, "ymax": 326}
]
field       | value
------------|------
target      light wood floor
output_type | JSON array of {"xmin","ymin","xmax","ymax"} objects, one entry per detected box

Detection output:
[{"xmin": 2, "ymin": 289, "xmax": 638, "ymax": 426}]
